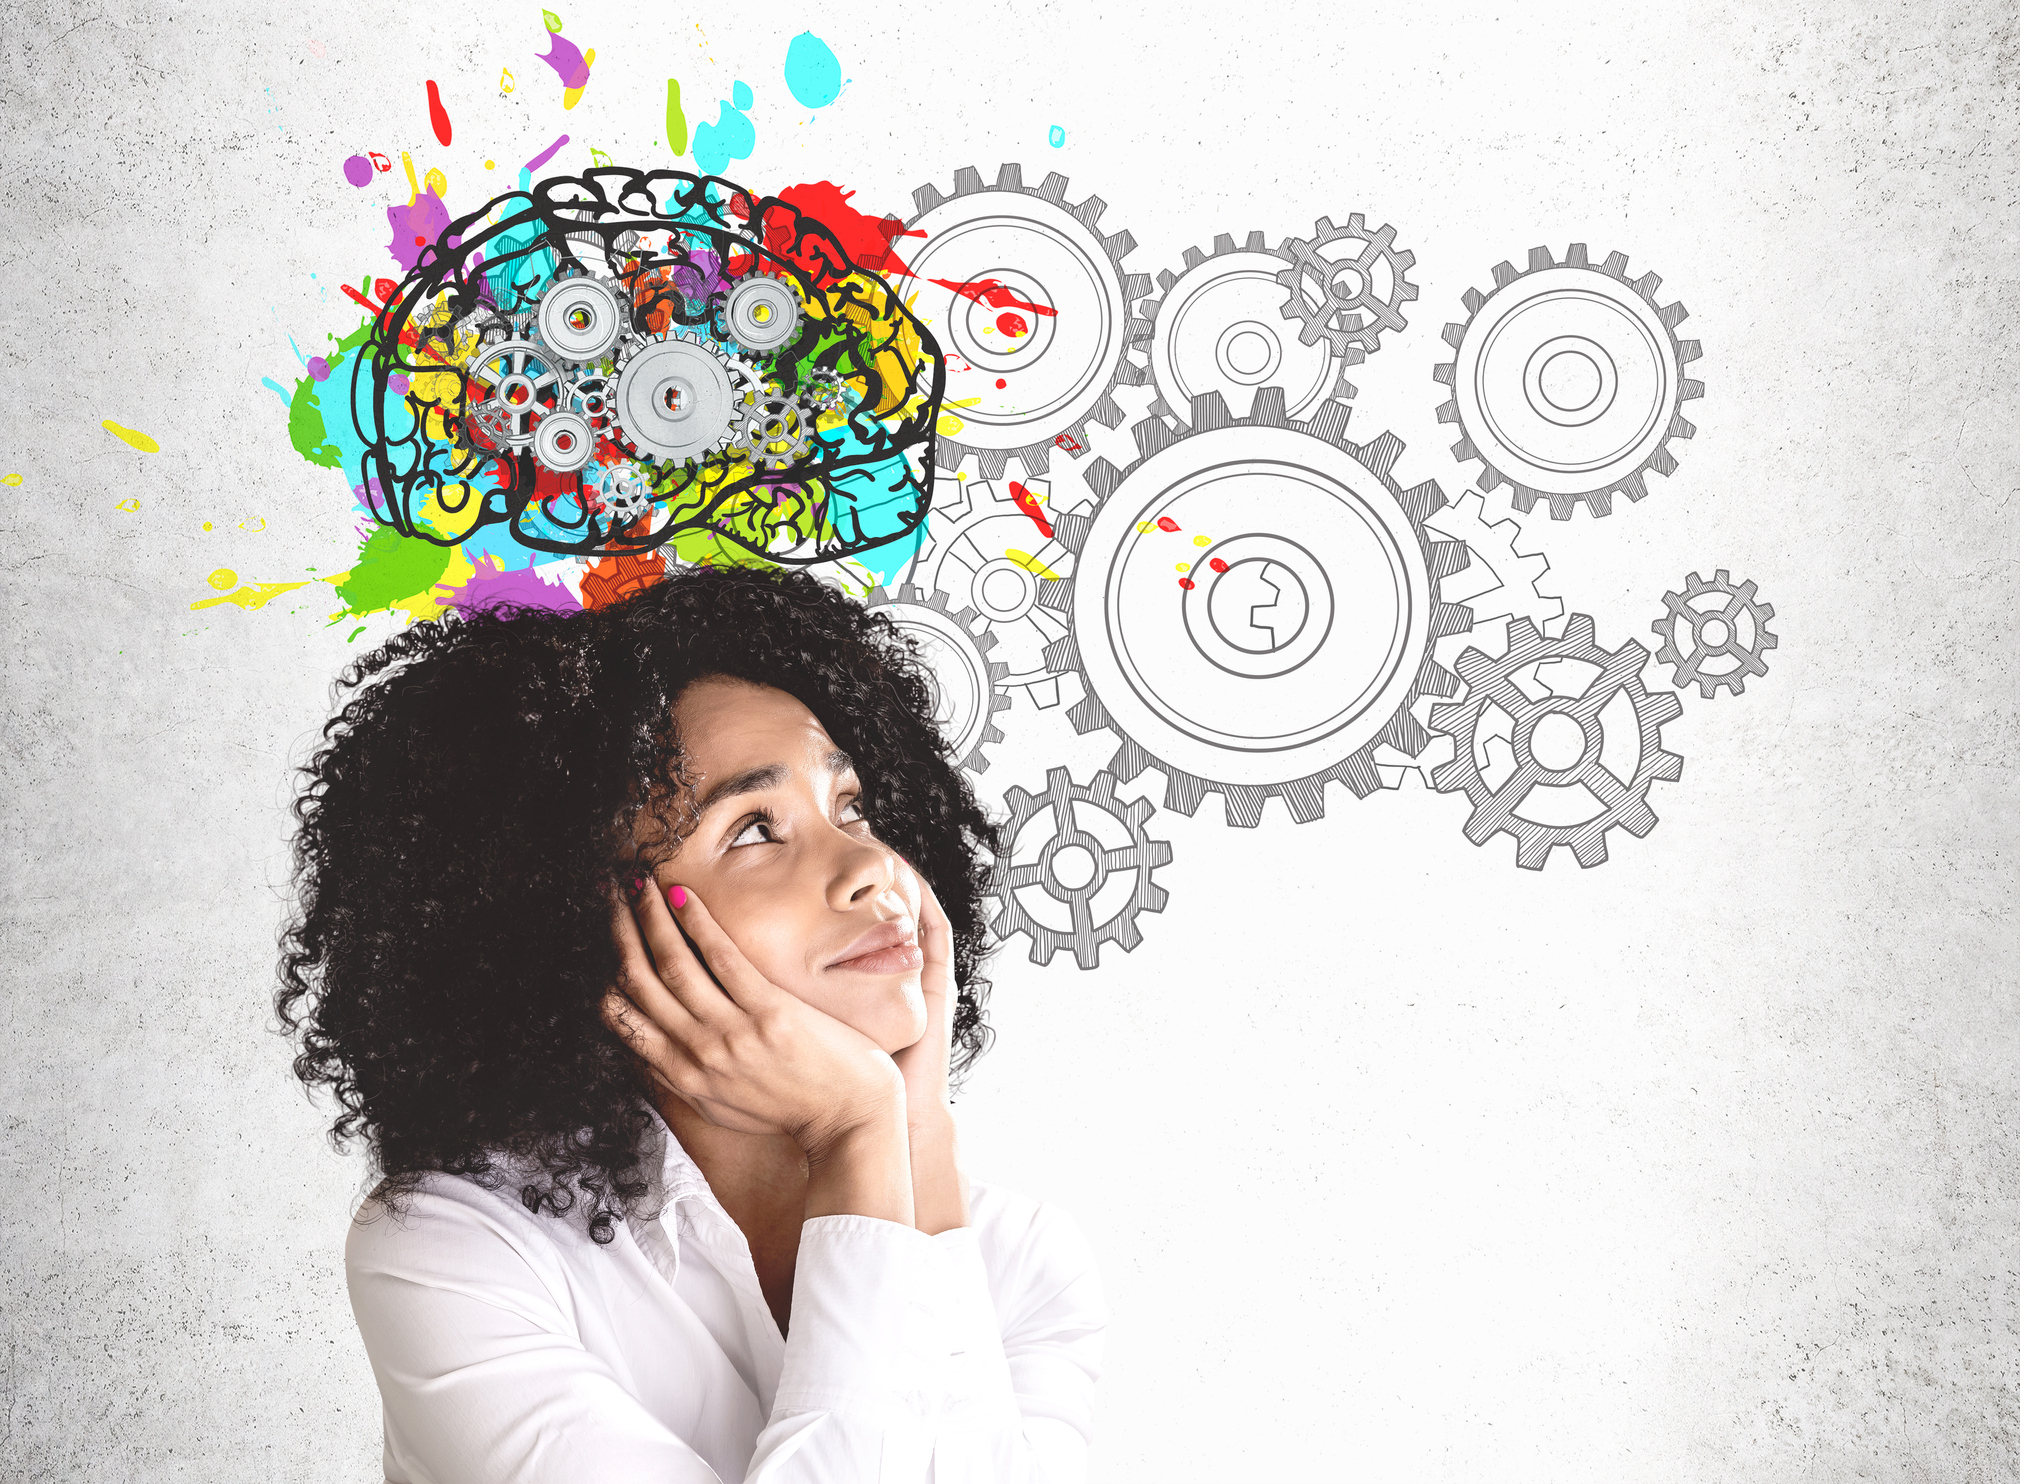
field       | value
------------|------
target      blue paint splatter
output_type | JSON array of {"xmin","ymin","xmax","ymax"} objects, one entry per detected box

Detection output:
[
  {"xmin": 783, "ymin": 33, "xmax": 841, "ymax": 109},
  {"xmin": 693, "ymin": 92, "xmax": 757, "ymax": 176},
  {"xmin": 261, "ymin": 377, "xmax": 293, "ymax": 406},
  {"xmin": 1049, "ymin": 125, "xmax": 1065, "ymax": 148},
  {"xmin": 732, "ymin": 79, "xmax": 753, "ymax": 110}
]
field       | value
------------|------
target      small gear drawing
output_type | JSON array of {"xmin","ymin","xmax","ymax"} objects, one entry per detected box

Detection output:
[
  {"xmin": 909, "ymin": 470, "xmax": 1081, "ymax": 710},
  {"xmin": 1275, "ymin": 213, "xmax": 1419, "ymax": 359},
  {"xmin": 863, "ymin": 584, "xmax": 1012, "ymax": 775},
  {"xmin": 590, "ymin": 462, "xmax": 656, "ymax": 525},
  {"xmin": 1039, "ymin": 387, "xmax": 1474, "ymax": 827},
  {"xmin": 1137, "ymin": 230, "xmax": 1358, "ymax": 426},
  {"xmin": 465, "ymin": 338, "xmax": 565, "ymax": 450},
  {"xmin": 740, "ymin": 394, "xmax": 819, "ymax": 470},
  {"xmin": 1434, "ymin": 244, "xmax": 1705, "ymax": 520},
  {"xmin": 564, "ymin": 369, "xmax": 617, "ymax": 431},
  {"xmin": 906, "ymin": 163, "xmax": 1151, "ymax": 479},
  {"xmin": 1429, "ymin": 613, "xmax": 1685, "ymax": 870},
  {"xmin": 1652, "ymin": 569, "xmax": 1778, "ymax": 699},
  {"xmin": 801, "ymin": 365, "xmax": 851, "ymax": 412},
  {"xmin": 989, "ymin": 766, "xmax": 1172, "ymax": 970}
]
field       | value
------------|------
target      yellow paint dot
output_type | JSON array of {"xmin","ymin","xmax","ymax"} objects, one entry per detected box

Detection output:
[
  {"xmin": 1175, "ymin": 562, "xmax": 1191, "ymax": 574},
  {"xmin": 424, "ymin": 167, "xmax": 448, "ymax": 199},
  {"xmin": 0, "ymin": 472, "xmax": 20, "ymax": 486},
  {"xmin": 102, "ymin": 420, "xmax": 160, "ymax": 453},
  {"xmin": 115, "ymin": 497, "xmax": 140, "ymax": 512},
  {"xmin": 1136, "ymin": 520, "xmax": 1155, "ymax": 534},
  {"xmin": 484, "ymin": 159, "xmax": 496, "ymax": 169},
  {"xmin": 208, "ymin": 568, "xmax": 238, "ymax": 591},
  {"xmin": 1193, "ymin": 533, "xmax": 1211, "ymax": 547},
  {"xmin": 202, "ymin": 520, "xmax": 213, "ymax": 531}
]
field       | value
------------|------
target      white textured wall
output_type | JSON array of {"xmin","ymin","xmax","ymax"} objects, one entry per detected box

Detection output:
[{"xmin": 3, "ymin": 1, "xmax": 2016, "ymax": 1479}]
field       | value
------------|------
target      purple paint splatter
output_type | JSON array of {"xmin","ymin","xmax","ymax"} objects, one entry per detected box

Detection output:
[{"xmin": 342, "ymin": 154, "xmax": 373, "ymax": 188}]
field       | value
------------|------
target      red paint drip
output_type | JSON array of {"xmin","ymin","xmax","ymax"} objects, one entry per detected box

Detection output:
[
  {"xmin": 1208, "ymin": 557, "xmax": 1229, "ymax": 573},
  {"xmin": 1178, "ymin": 577, "xmax": 1195, "ymax": 590},
  {"xmin": 932, "ymin": 277, "xmax": 1057, "ymax": 318},
  {"xmin": 1008, "ymin": 480, "xmax": 1053, "ymax": 539},
  {"xmin": 1053, "ymin": 432, "xmax": 1082, "ymax": 453},
  {"xmin": 1156, "ymin": 516, "xmax": 1181, "ymax": 533},
  {"xmin": 425, "ymin": 79, "xmax": 452, "ymax": 146},
  {"xmin": 995, "ymin": 310, "xmax": 1028, "ymax": 337},
  {"xmin": 340, "ymin": 282, "xmax": 376, "ymax": 312},
  {"xmin": 994, "ymin": 377, "xmax": 1007, "ymax": 388}
]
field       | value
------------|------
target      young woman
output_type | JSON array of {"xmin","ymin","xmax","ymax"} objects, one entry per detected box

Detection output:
[{"xmin": 277, "ymin": 565, "xmax": 1107, "ymax": 1483}]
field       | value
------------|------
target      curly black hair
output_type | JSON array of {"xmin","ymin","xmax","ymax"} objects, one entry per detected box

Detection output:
[{"xmin": 274, "ymin": 564, "xmax": 1000, "ymax": 1245}]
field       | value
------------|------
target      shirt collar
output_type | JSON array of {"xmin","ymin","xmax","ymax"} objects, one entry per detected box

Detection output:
[{"xmin": 636, "ymin": 1096, "xmax": 721, "ymax": 1217}]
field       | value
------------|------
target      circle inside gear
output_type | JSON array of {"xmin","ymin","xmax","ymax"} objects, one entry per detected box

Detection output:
[
  {"xmin": 612, "ymin": 336, "xmax": 740, "ymax": 464},
  {"xmin": 536, "ymin": 276, "xmax": 624, "ymax": 362},
  {"xmin": 1153, "ymin": 250, "xmax": 1345, "ymax": 421},
  {"xmin": 880, "ymin": 607, "xmax": 996, "ymax": 762},
  {"xmin": 905, "ymin": 201, "xmax": 1121, "ymax": 448},
  {"xmin": 1456, "ymin": 274, "xmax": 1677, "ymax": 495},
  {"xmin": 466, "ymin": 339, "xmax": 564, "ymax": 448},
  {"xmin": 723, "ymin": 275, "xmax": 801, "ymax": 352},
  {"xmin": 532, "ymin": 409, "xmax": 596, "ymax": 473},
  {"xmin": 1069, "ymin": 424, "xmax": 1430, "ymax": 782}
]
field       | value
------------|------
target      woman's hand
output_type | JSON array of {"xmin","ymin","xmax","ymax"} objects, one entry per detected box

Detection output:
[
  {"xmin": 602, "ymin": 880, "xmax": 906, "ymax": 1161},
  {"xmin": 892, "ymin": 863, "xmax": 971, "ymax": 1234}
]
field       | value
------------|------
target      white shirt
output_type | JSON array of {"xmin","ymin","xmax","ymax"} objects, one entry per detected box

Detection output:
[{"xmin": 345, "ymin": 1101, "xmax": 1108, "ymax": 1483}]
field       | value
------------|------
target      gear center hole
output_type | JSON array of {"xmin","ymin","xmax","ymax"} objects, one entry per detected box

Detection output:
[
  {"xmin": 1050, "ymin": 843, "xmax": 1097, "ymax": 891},
  {"xmin": 1697, "ymin": 615, "xmax": 1732, "ymax": 647},
  {"xmin": 1530, "ymin": 712, "xmax": 1589, "ymax": 772},
  {"xmin": 1539, "ymin": 349, "xmax": 1603, "ymax": 412}
]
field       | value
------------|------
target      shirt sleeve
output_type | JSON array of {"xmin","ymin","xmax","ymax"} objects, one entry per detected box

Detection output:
[{"xmin": 347, "ymin": 1185, "xmax": 1107, "ymax": 1484}]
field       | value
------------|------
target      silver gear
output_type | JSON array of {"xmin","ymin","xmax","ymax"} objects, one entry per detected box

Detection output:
[
  {"xmin": 910, "ymin": 469, "xmax": 1080, "ymax": 710},
  {"xmin": 740, "ymin": 394, "xmax": 819, "ymax": 470},
  {"xmin": 1434, "ymin": 244, "xmax": 1705, "ymax": 520},
  {"xmin": 721, "ymin": 271, "xmax": 802, "ymax": 353},
  {"xmin": 989, "ymin": 766, "xmax": 1172, "ymax": 970},
  {"xmin": 531, "ymin": 409, "xmax": 596, "ymax": 473},
  {"xmin": 863, "ymin": 584, "xmax": 1011, "ymax": 774},
  {"xmin": 536, "ymin": 272, "xmax": 626, "ymax": 362},
  {"xmin": 1429, "ymin": 613, "xmax": 1685, "ymax": 870},
  {"xmin": 801, "ymin": 365, "xmax": 851, "ymax": 412},
  {"xmin": 1275, "ymin": 213, "xmax": 1418, "ymax": 358},
  {"xmin": 609, "ymin": 332, "xmax": 757, "ymax": 465},
  {"xmin": 1652, "ymin": 569, "xmax": 1778, "ymax": 699},
  {"xmin": 464, "ymin": 338, "xmax": 565, "ymax": 450},
  {"xmin": 1138, "ymin": 230, "xmax": 1358, "ymax": 426},
  {"xmin": 906, "ymin": 163, "xmax": 1150, "ymax": 480},
  {"xmin": 565, "ymin": 370, "xmax": 617, "ymax": 430},
  {"xmin": 1038, "ymin": 387, "xmax": 1475, "ymax": 827},
  {"xmin": 591, "ymin": 461, "xmax": 656, "ymax": 524}
]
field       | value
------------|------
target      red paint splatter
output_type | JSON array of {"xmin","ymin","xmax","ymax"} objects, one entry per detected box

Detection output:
[
  {"xmin": 373, "ymin": 278, "xmax": 398, "ymax": 303},
  {"xmin": 369, "ymin": 151, "xmax": 392, "ymax": 173},
  {"xmin": 931, "ymin": 277, "xmax": 1057, "ymax": 318},
  {"xmin": 340, "ymin": 282, "xmax": 377, "ymax": 312},
  {"xmin": 776, "ymin": 180, "xmax": 923, "ymax": 278},
  {"xmin": 1008, "ymin": 480, "xmax": 1053, "ymax": 538},
  {"xmin": 995, "ymin": 377, "xmax": 1007, "ymax": 388},
  {"xmin": 1178, "ymin": 577, "xmax": 1195, "ymax": 590},
  {"xmin": 1208, "ymin": 557, "xmax": 1229, "ymax": 573},
  {"xmin": 1054, "ymin": 432, "xmax": 1082, "ymax": 453},
  {"xmin": 425, "ymin": 79, "xmax": 452, "ymax": 146},
  {"xmin": 1156, "ymin": 516, "xmax": 1182, "ymax": 533},
  {"xmin": 995, "ymin": 310, "xmax": 1028, "ymax": 337}
]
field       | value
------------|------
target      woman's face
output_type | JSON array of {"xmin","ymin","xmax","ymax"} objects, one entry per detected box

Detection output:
[{"xmin": 636, "ymin": 676, "xmax": 927, "ymax": 1053}]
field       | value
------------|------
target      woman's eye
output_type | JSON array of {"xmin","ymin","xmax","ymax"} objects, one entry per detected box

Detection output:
[
  {"xmin": 838, "ymin": 797, "xmax": 866, "ymax": 825},
  {"xmin": 728, "ymin": 816, "xmax": 777, "ymax": 848}
]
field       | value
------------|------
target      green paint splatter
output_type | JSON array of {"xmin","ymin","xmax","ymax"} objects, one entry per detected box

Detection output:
[
  {"xmin": 287, "ymin": 375, "xmax": 343, "ymax": 468},
  {"xmin": 542, "ymin": 9, "xmax": 563, "ymax": 32},
  {"xmin": 666, "ymin": 78, "xmax": 687, "ymax": 154},
  {"xmin": 331, "ymin": 524, "xmax": 454, "ymax": 618}
]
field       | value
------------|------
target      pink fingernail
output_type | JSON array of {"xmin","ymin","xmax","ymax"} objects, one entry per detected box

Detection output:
[
  {"xmin": 629, "ymin": 874, "xmax": 647, "ymax": 897},
  {"xmin": 667, "ymin": 885, "xmax": 688, "ymax": 909}
]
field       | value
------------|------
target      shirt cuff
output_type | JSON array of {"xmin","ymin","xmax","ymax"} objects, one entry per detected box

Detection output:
[{"xmin": 773, "ymin": 1215, "xmax": 1019, "ymax": 1429}]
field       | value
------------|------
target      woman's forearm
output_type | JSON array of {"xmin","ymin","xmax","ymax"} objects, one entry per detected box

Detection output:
[
  {"xmin": 908, "ymin": 1108, "xmax": 971, "ymax": 1235},
  {"xmin": 802, "ymin": 1106, "xmax": 916, "ymax": 1226}
]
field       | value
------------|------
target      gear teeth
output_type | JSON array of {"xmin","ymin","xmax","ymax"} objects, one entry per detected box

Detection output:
[
  {"xmin": 952, "ymin": 166, "xmax": 985, "ymax": 196},
  {"xmin": 1190, "ymin": 391, "xmax": 1233, "ymax": 431},
  {"xmin": 1037, "ymin": 172, "xmax": 1069, "ymax": 203},
  {"xmin": 1162, "ymin": 771, "xmax": 1207, "ymax": 817},
  {"xmin": 913, "ymin": 181, "xmax": 947, "ymax": 215},
  {"xmin": 1101, "ymin": 228, "xmax": 1136, "ymax": 259},
  {"xmin": 1528, "ymin": 246, "xmax": 1556, "ymax": 273},
  {"xmin": 1358, "ymin": 430, "xmax": 1404, "ymax": 478},
  {"xmin": 1249, "ymin": 386, "xmax": 1290, "ymax": 426},
  {"xmin": 1135, "ymin": 416, "xmax": 1178, "ymax": 461},
  {"xmin": 1633, "ymin": 270, "xmax": 1663, "ymax": 300},
  {"xmin": 1072, "ymin": 193, "xmax": 1108, "ymax": 230},
  {"xmin": 1065, "ymin": 689, "xmax": 1107, "ymax": 736},
  {"xmin": 1600, "ymin": 250, "xmax": 1631, "ymax": 279},
  {"xmin": 1565, "ymin": 243, "xmax": 1590, "ymax": 269},
  {"xmin": 1181, "ymin": 245, "xmax": 1206, "ymax": 271},
  {"xmin": 1108, "ymin": 734, "xmax": 1154, "ymax": 782},
  {"xmin": 995, "ymin": 162, "xmax": 1024, "ymax": 192},
  {"xmin": 1306, "ymin": 400, "xmax": 1351, "ymax": 446},
  {"xmin": 1491, "ymin": 261, "xmax": 1519, "ymax": 289}
]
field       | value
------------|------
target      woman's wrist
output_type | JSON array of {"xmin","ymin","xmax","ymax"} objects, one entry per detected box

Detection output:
[
  {"xmin": 802, "ymin": 1104, "xmax": 915, "ymax": 1226},
  {"xmin": 908, "ymin": 1107, "xmax": 970, "ymax": 1235}
]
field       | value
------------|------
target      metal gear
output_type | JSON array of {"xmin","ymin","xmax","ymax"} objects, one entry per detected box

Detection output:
[
  {"xmin": 863, "ymin": 584, "xmax": 1011, "ymax": 775},
  {"xmin": 1434, "ymin": 244, "xmax": 1705, "ymax": 520},
  {"xmin": 801, "ymin": 365, "xmax": 851, "ymax": 412},
  {"xmin": 906, "ymin": 163, "xmax": 1150, "ymax": 479},
  {"xmin": 721, "ymin": 271, "xmax": 802, "ymax": 354},
  {"xmin": 910, "ymin": 470, "xmax": 1079, "ymax": 710},
  {"xmin": 1652, "ymin": 569, "xmax": 1778, "ymax": 699},
  {"xmin": 1429, "ymin": 613, "xmax": 1685, "ymax": 870},
  {"xmin": 565, "ymin": 370, "xmax": 617, "ymax": 431},
  {"xmin": 465, "ymin": 338, "xmax": 565, "ymax": 450},
  {"xmin": 531, "ymin": 409, "xmax": 596, "ymax": 473},
  {"xmin": 740, "ymin": 394, "xmax": 819, "ymax": 470},
  {"xmin": 1275, "ymin": 213, "xmax": 1418, "ymax": 358},
  {"xmin": 536, "ymin": 272, "xmax": 626, "ymax": 363},
  {"xmin": 988, "ymin": 766, "xmax": 1172, "ymax": 970},
  {"xmin": 591, "ymin": 461, "xmax": 656, "ymax": 524},
  {"xmin": 1138, "ymin": 230, "xmax": 1358, "ymax": 426},
  {"xmin": 609, "ymin": 332, "xmax": 758, "ymax": 466},
  {"xmin": 1038, "ymin": 387, "xmax": 1475, "ymax": 827}
]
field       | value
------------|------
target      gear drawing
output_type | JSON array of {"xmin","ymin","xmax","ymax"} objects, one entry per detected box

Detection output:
[
  {"xmin": 989, "ymin": 766, "xmax": 1172, "ymax": 970},
  {"xmin": 1038, "ymin": 387, "xmax": 1475, "ymax": 827},
  {"xmin": 1138, "ymin": 230, "xmax": 1358, "ymax": 426},
  {"xmin": 590, "ymin": 461, "xmax": 656, "ymax": 524},
  {"xmin": 1275, "ymin": 213, "xmax": 1418, "ymax": 358},
  {"xmin": 910, "ymin": 471, "xmax": 1081, "ymax": 710},
  {"xmin": 1429, "ymin": 614, "xmax": 1685, "ymax": 870},
  {"xmin": 864, "ymin": 584, "xmax": 1012, "ymax": 775},
  {"xmin": 1434, "ymin": 244, "xmax": 1705, "ymax": 520},
  {"xmin": 906, "ymin": 163, "xmax": 1150, "ymax": 479},
  {"xmin": 535, "ymin": 272, "xmax": 627, "ymax": 363},
  {"xmin": 609, "ymin": 332, "xmax": 761, "ymax": 466},
  {"xmin": 741, "ymin": 394, "xmax": 819, "ymax": 470},
  {"xmin": 465, "ymin": 338, "xmax": 565, "ymax": 450},
  {"xmin": 1652, "ymin": 569, "xmax": 1778, "ymax": 699},
  {"xmin": 720, "ymin": 270, "xmax": 802, "ymax": 354},
  {"xmin": 801, "ymin": 365, "xmax": 851, "ymax": 412}
]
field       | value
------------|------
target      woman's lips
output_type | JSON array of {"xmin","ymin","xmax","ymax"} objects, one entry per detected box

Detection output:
[{"xmin": 829, "ymin": 920, "xmax": 922, "ymax": 974}]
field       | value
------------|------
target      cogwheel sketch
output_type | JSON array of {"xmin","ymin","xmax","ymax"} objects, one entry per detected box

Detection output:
[
  {"xmin": 1039, "ymin": 387, "xmax": 1475, "ymax": 827},
  {"xmin": 1374, "ymin": 489, "xmax": 1567, "ymax": 789},
  {"xmin": 864, "ymin": 584, "xmax": 1011, "ymax": 774},
  {"xmin": 1435, "ymin": 244, "xmax": 1705, "ymax": 520},
  {"xmin": 908, "ymin": 470, "xmax": 1084, "ymax": 710},
  {"xmin": 1276, "ymin": 213, "xmax": 1418, "ymax": 358},
  {"xmin": 1429, "ymin": 614, "xmax": 1685, "ymax": 870},
  {"xmin": 989, "ymin": 766, "xmax": 1173, "ymax": 970},
  {"xmin": 906, "ymin": 163, "xmax": 1150, "ymax": 479},
  {"xmin": 1138, "ymin": 230, "xmax": 1358, "ymax": 426},
  {"xmin": 1652, "ymin": 569, "xmax": 1779, "ymax": 698}
]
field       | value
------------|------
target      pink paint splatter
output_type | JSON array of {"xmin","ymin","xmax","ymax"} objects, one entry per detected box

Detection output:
[
  {"xmin": 537, "ymin": 33, "xmax": 591, "ymax": 90},
  {"xmin": 386, "ymin": 190, "xmax": 453, "ymax": 272}
]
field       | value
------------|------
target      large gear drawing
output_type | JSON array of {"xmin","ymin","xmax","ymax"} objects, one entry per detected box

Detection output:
[
  {"xmin": 1434, "ymin": 244, "xmax": 1705, "ymax": 520},
  {"xmin": 864, "ymin": 584, "xmax": 1012, "ymax": 775},
  {"xmin": 1038, "ymin": 387, "xmax": 1475, "ymax": 827},
  {"xmin": 989, "ymin": 766, "xmax": 1172, "ymax": 970},
  {"xmin": 1139, "ymin": 230, "xmax": 1358, "ymax": 426},
  {"xmin": 910, "ymin": 471, "xmax": 1081, "ymax": 710},
  {"xmin": 906, "ymin": 163, "xmax": 1150, "ymax": 479},
  {"xmin": 1652, "ymin": 569, "xmax": 1778, "ymax": 699},
  {"xmin": 1429, "ymin": 613, "xmax": 1685, "ymax": 869},
  {"xmin": 609, "ymin": 332, "xmax": 761, "ymax": 466},
  {"xmin": 1276, "ymin": 213, "xmax": 1418, "ymax": 358}
]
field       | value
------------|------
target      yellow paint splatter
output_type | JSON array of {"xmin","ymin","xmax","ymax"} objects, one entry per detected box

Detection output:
[
  {"xmin": 238, "ymin": 515, "xmax": 266, "ymax": 532},
  {"xmin": 207, "ymin": 568, "xmax": 237, "ymax": 590},
  {"xmin": 1, "ymin": 473, "xmax": 21, "ymax": 486},
  {"xmin": 115, "ymin": 498, "xmax": 140, "ymax": 512},
  {"xmin": 192, "ymin": 576, "xmax": 310, "ymax": 612},
  {"xmin": 424, "ymin": 167, "xmax": 448, "ymax": 200},
  {"xmin": 102, "ymin": 420, "xmax": 159, "ymax": 452},
  {"xmin": 1175, "ymin": 562, "xmax": 1191, "ymax": 574},
  {"xmin": 1193, "ymin": 533, "xmax": 1211, "ymax": 546},
  {"xmin": 498, "ymin": 67, "xmax": 515, "ymax": 94},
  {"xmin": 563, "ymin": 48, "xmax": 596, "ymax": 110},
  {"xmin": 1136, "ymin": 520, "xmax": 1154, "ymax": 534},
  {"xmin": 935, "ymin": 395, "xmax": 983, "ymax": 437},
  {"xmin": 484, "ymin": 158, "xmax": 496, "ymax": 169},
  {"xmin": 201, "ymin": 520, "xmax": 213, "ymax": 531},
  {"xmin": 401, "ymin": 149, "xmax": 421, "ymax": 203},
  {"xmin": 1005, "ymin": 548, "xmax": 1061, "ymax": 580}
]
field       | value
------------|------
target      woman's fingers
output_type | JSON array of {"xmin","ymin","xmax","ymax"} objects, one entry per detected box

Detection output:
[
  {"xmin": 628, "ymin": 878, "xmax": 748, "ymax": 1026},
  {"xmin": 609, "ymin": 880, "xmax": 705, "ymax": 1034},
  {"xmin": 662, "ymin": 886, "xmax": 781, "ymax": 1014}
]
